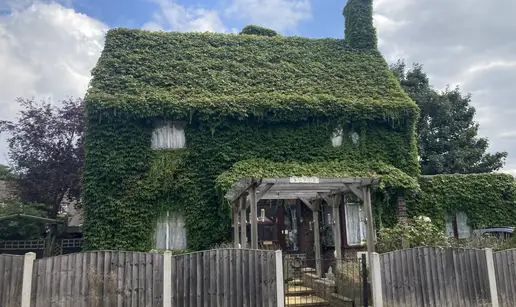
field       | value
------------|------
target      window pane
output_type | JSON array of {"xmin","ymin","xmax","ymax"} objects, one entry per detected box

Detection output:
[
  {"xmin": 346, "ymin": 203, "xmax": 363, "ymax": 245},
  {"xmin": 151, "ymin": 122, "xmax": 186, "ymax": 149},
  {"xmin": 444, "ymin": 213, "xmax": 454, "ymax": 237},
  {"xmin": 154, "ymin": 212, "xmax": 188, "ymax": 250},
  {"xmin": 456, "ymin": 211, "xmax": 471, "ymax": 239}
]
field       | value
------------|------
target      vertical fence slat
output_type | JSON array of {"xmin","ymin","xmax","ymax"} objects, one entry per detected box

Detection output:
[
  {"xmin": 243, "ymin": 249, "xmax": 249, "ymax": 307},
  {"xmin": 216, "ymin": 249, "xmax": 221, "ymax": 307},
  {"xmin": 137, "ymin": 253, "xmax": 144, "ymax": 307},
  {"xmin": 169, "ymin": 254, "xmax": 176, "ymax": 307},
  {"xmin": 203, "ymin": 251, "xmax": 209, "ymax": 307},
  {"xmin": 236, "ymin": 249, "xmax": 243, "ymax": 307},
  {"xmin": 229, "ymin": 250, "xmax": 236, "ymax": 307},
  {"xmin": 190, "ymin": 252, "xmax": 196, "ymax": 307},
  {"xmin": 260, "ymin": 250, "xmax": 267, "ymax": 307},
  {"xmin": 222, "ymin": 249, "xmax": 229, "ymax": 307},
  {"xmin": 509, "ymin": 250, "xmax": 516, "ymax": 306}
]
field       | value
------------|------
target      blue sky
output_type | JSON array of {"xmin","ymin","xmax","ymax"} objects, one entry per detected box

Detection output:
[
  {"xmin": 1, "ymin": 0, "xmax": 516, "ymax": 174},
  {"xmin": 68, "ymin": 0, "xmax": 346, "ymax": 38}
]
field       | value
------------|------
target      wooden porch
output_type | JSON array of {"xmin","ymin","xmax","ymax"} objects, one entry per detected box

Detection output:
[{"xmin": 225, "ymin": 176, "xmax": 380, "ymax": 278}]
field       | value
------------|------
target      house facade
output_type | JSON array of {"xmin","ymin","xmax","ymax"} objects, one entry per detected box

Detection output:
[{"xmin": 82, "ymin": 0, "xmax": 420, "ymax": 254}]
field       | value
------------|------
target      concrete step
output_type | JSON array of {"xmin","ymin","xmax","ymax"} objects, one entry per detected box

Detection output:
[
  {"xmin": 285, "ymin": 295, "xmax": 329, "ymax": 307},
  {"xmin": 301, "ymin": 267, "xmax": 316, "ymax": 273},
  {"xmin": 286, "ymin": 285, "xmax": 316, "ymax": 296},
  {"xmin": 287, "ymin": 279, "xmax": 304, "ymax": 286}
]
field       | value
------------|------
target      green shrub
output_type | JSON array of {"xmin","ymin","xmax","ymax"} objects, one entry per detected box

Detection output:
[
  {"xmin": 377, "ymin": 216, "xmax": 449, "ymax": 253},
  {"xmin": 239, "ymin": 25, "xmax": 278, "ymax": 37}
]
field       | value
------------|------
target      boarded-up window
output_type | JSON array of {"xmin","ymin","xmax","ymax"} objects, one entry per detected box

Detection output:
[
  {"xmin": 155, "ymin": 212, "xmax": 188, "ymax": 250},
  {"xmin": 151, "ymin": 121, "xmax": 185, "ymax": 149},
  {"xmin": 445, "ymin": 211, "xmax": 472, "ymax": 239},
  {"xmin": 345, "ymin": 203, "xmax": 366, "ymax": 246}
]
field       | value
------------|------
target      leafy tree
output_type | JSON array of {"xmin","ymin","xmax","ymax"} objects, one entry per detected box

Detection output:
[
  {"xmin": 0, "ymin": 164, "xmax": 11, "ymax": 180},
  {"xmin": 391, "ymin": 60, "xmax": 507, "ymax": 175},
  {"xmin": 0, "ymin": 97, "xmax": 84, "ymax": 254}
]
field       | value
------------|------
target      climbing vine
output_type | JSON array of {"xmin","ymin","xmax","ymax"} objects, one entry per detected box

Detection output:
[
  {"xmin": 343, "ymin": 0, "xmax": 377, "ymax": 50},
  {"xmin": 407, "ymin": 174, "xmax": 516, "ymax": 229},
  {"xmin": 82, "ymin": 14, "xmax": 419, "ymax": 251},
  {"xmin": 239, "ymin": 25, "xmax": 278, "ymax": 37}
]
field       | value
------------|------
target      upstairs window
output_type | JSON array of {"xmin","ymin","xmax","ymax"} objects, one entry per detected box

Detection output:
[
  {"xmin": 331, "ymin": 128, "xmax": 344, "ymax": 147},
  {"xmin": 151, "ymin": 121, "xmax": 185, "ymax": 149},
  {"xmin": 331, "ymin": 128, "xmax": 360, "ymax": 148}
]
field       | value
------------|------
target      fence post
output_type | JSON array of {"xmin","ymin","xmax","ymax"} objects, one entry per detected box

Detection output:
[
  {"xmin": 275, "ymin": 250, "xmax": 285, "ymax": 307},
  {"xmin": 485, "ymin": 248, "xmax": 499, "ymax": 307},
  {"xmin": 163, "ymin": 251, "xmax": 172, "ymax": 307},
  {"xmin": 21, "ymin": 252, "xmax": 36, "ymax": 307},
  {"xmin": 370, "ymin": 252, "xmax": 383, "ymax": 307}
]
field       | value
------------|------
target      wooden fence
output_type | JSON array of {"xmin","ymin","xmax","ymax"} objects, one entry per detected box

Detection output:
[
  {"xmin": 30, "ymin": 250, "xmax": 164, "ymax": 307},
  {"xmin": 0, "ymin": 248, "xmax": 280, "ymax": 307},
  {"xmin": 0, "ymin": 254, "xmax": 24, "ymax": 307},
  {"xmin": 168, "ymin": 249, "xmax": 277, "ymax": 307},
  {"xmin": 379, "ymin": 247, "xmax": 493, "ymax": 307},
  {"xmin": 493, "ymin": 248, "xmax": 516, "ymax": 307}
]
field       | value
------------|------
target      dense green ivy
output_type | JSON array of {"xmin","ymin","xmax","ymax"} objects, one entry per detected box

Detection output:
[
  {"xmin": 216, "ymin": 159, "xmax": 418, "ymax": 193},
  {"xmin": 83, "ymin": 113, "xmax": 419, "ymax": 251},
  {"xmin": 240, "ymin": 25, "xmax": 278, "ymax": 37},
  {"xmin": 407, "ymin": 174, "xmax": 516, "ymax": 229},
  {"xmin": 82, "ymin": 11, "xmax": 420, "ymax": 251},
  {"xmin": 86, "ymin": 28, "xmax": 416, "ymax": 120},
  {"xmin": 343, "ymin": 0, "xmax": 377, "ymax": 50}
]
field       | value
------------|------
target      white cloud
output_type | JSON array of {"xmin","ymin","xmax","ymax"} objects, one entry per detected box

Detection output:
[
  {"xmin": 226, "ymin": 0, "xmax": 311, "ymax": 32},
  {"xmin": 375, "ymin": 0, "xmax": 516, "ymax": 173},
  {"xmin": 0, "ymin": 1, "xmax": 107, "ymax": 164},
  {"xmin": 143, "ymin": 0, "xmax": 227, "ymax": 32}
]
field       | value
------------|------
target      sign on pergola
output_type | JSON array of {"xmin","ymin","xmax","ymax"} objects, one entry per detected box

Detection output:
[{"xmin": 225, "ymin": 176, "xmax": 380, "ymax": 278}]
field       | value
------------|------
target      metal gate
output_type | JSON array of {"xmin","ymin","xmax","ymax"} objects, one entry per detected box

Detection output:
[{"xmin": 283, "ymin": 253, "xmax": 371, "ymax": 306}]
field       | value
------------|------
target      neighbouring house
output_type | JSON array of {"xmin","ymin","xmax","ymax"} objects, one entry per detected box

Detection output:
[{"xmin": 82, "ymin": 0, "xmax": 420, "ymax": 256}]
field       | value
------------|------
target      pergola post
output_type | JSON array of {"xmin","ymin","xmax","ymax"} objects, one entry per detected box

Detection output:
[
  {"xmin": 233, "ymin": 204, "xmax": 239, "ymax": 248},
  {"xmin": 312, "ymin": 199, "xmax": 322, "ymax": 277},
  {"xmin": 250, "ymin": 184, "xmax": 258, "ymax": 249},
  {"xmin": 332, "ymin": 194, "xmax": 343, "ymax": 263},
  {"xmin": 362, "ymin": 185, "xmax": 375, "ymax": 258},
  {"xmin": 239, "ymin": 196, "xmax": 247, "ymax": 248}
]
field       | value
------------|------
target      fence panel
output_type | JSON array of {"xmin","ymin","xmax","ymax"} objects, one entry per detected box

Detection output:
[
  {"xmin": 29, "ymin": 251, "xmax": 164, "ymax": 307},
  {"xmin": 380, "ymin": 247, "xmax": 491, "ymax": 307},
  {"xmin": 0, "ymin": 254, "xmax": 24, "ymax": 307},
  {"xmin": 169, "ymin": 248, "xmax": 277, "ymax": 307},
  {"xmin": 494, "ymin": 248, "xmax": 516, "ymax": 307}
]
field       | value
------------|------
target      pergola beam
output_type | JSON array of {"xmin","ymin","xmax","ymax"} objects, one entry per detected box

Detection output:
[{"xmin": 346, "ymin": 183, "xmax": 364, "ymax": 201}]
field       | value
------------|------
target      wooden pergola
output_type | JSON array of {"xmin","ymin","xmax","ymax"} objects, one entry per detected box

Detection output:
[{"xmin": 225, "ymin": 176, "xmax": 380, "ymax": 277}]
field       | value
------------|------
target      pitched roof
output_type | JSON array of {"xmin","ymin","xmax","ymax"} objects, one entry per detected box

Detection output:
[{"xmin": 86, "ymin": 29, "xmax": 417, "ymax": 120}]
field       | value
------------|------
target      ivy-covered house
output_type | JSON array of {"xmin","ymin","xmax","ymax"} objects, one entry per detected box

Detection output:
[{"xmin": 82, "ymin": 0, "xmax": 420, "ymax": 253}]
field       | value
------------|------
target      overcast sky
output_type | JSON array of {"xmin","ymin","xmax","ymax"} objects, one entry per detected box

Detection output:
[{"xmin": 0, "ymin": 0, "xmax": 515, "ymax": 174}]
